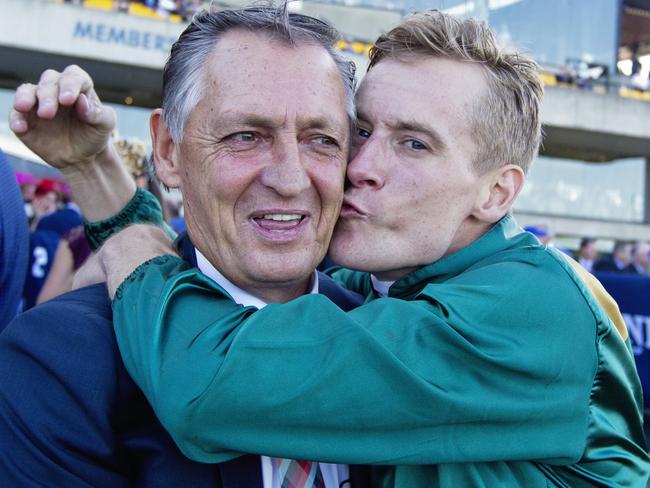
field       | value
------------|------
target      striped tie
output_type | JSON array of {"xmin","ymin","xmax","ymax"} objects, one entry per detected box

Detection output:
[{"xmin": 273, "ymin": 458, "xmax": 326, "ymax": 488}]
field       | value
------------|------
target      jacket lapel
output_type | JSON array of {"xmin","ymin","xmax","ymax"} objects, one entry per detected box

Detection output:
[{"xmin": 174, "ymin": 232, "xmax": 198, "ymax": 268}]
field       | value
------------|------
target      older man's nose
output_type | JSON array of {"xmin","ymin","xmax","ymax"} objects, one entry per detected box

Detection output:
[{"xmin": 261, "ymin": 141, "xmax": 311, "ymax": 197}]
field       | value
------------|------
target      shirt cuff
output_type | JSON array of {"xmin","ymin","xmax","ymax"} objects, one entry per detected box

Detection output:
[{"xmin": 84, "ymin": 187, "xmax": 166, "ymax": 251}]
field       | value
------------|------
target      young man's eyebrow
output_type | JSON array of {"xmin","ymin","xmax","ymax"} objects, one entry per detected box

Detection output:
[
  {"xmin": 391, "ymin": 120, "xmax": 448, "ymax": 153},
  {"xmin": 353, "ymin": 111, "xmax": 447, "ymax": 153}
]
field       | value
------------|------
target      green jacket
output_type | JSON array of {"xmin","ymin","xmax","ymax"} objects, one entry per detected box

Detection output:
[{"xmin": 112, "ymin": 215, "xmax": 650, "ymax": 487}]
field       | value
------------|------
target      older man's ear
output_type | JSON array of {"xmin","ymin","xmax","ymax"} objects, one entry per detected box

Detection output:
[
  {"xmin": 150, "ymin": 109, "xmax": 183, "ymax": 189},
  {"xmin": 472, "ymin": 164, "xmax": 525, "ymax": 224}
]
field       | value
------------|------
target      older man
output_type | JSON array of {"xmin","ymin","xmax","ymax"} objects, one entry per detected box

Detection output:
[
  {"xmin": 1, "ymin": 6, "xmax": 366, "ymax": 487},
  {"xmin": 84, "ymin": 9, "xmax": 647, "ymax": 488}
]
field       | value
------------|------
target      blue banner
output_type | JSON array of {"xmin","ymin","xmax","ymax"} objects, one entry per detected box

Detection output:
[{"xmin": 596, "ymin": 272, "xmax": 650, "ymax": 409}]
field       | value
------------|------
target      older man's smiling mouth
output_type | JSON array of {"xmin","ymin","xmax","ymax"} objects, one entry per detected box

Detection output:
[{"xmin": 251, "ymin": 212, "xmax": 309, "ymax": 240}]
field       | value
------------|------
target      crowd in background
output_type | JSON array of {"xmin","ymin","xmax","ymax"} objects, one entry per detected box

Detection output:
[
  {"xmin": 631, "ymin": 57, "xmax": 650, "ymax": 92},
  {"xmin": 63, "ymin": 0, "xmax": 206, "ymax": 20},
  {"xmin": 523, "ymin": 224, "xmax": 650, "ymax": 275},
  {"xmin": 5, "ymin": 141, "xmax": 184, "ymax": 317}
]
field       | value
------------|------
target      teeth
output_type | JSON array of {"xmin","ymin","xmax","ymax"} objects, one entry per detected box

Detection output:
[{"xmin": 262, "ymin": 214, "xmax": 302, "ymax": 221}]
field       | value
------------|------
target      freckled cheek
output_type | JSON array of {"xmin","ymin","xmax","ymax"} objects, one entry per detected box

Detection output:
[
  {"xmin": 309, "ymin": 169, "xmax": 344, "ymax": 233},
  {"xmin": 314, "ymin": 164, "xmax": 345, "ymax": 201}
]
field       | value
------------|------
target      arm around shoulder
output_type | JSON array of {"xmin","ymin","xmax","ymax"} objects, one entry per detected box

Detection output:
[{"xmin": 112, "ymin": 255, "xmax": 598, "ymax": 466}]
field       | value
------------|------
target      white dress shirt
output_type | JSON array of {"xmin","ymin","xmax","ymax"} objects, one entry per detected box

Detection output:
[
  {"xmin": 370, "ymin": 275, "xmax": 394, "ymax": 298},
  {"xmin": 195, "ymin": 250, "xmax": 350, "ymax": 488}
]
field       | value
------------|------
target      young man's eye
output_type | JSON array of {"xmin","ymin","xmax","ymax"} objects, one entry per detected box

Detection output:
[
  {"xmin": 405, "ymin": 139, "xmax": 427, "ymax": 151},
  {"xmin": 356, "ymin": 128, "xmax": 371, "ymax": 138}
]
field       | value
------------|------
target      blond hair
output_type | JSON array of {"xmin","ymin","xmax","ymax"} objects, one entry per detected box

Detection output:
[{"xmin": 368, "ymin": 10, "xmax": 543, "ymax": 174}]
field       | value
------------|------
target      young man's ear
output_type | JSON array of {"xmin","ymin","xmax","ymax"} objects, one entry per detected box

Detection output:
[
  {"xmin": 150, "ymin": 109, "xmax": 182, "ymax": 189},
  {"xmin": 473, "ymin": 164, "xmax": 525, "ymax": 224}
]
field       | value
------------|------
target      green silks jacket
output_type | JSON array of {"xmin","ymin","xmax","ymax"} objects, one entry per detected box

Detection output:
[{"xmin": 112, "ymin": 216, "xmax": 650, "ymax": 487}]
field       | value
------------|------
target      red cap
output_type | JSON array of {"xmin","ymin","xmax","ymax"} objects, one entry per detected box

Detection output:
[{"xmin": 35, "ymin": 179, "xmax": 60, "ymax": 196}]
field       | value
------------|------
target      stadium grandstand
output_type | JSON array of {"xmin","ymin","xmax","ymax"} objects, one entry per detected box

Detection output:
[{"xmin": 1, "ymin": 0, "xmax": 650, "ymax": 244}]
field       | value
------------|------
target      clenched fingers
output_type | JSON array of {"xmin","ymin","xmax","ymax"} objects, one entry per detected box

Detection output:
[
  {"xmin": 58, "ymin": 64, "xmax": 95, "ymax": 106},
  {"xmin": 9, "ymin": 106, "xmax": 30, "ymax": 134},
  {"xmin": 12, "ymin": 82, "xmax": 37, "ymax": 114},
  {"xmin": 35, "ymin": 69, "xmax": 62, "ymax": 119}
]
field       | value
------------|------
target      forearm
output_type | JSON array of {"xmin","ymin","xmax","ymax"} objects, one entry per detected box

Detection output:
[
  {"xmin": 112, "ymin": 259, "xmax": 595, "ymax": 465},
  {"xmin": 61, "ymin": 143, "xmax": 136, "ymax": 222}
]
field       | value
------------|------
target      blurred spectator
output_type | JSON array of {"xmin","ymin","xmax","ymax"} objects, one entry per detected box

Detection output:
[
  {"xmin": 524, "ymin": 225, "xmax": 552, "ymax": 245},
  {"xmin": 59, "ymin": 0, "xmax": 204, "ymax": 21},
  {"xmin": 555, "ymin": 65, "xmax": 577, "ymax": 85},
  {"xmin": 575, "ymin": 60, "xmax": 606, "ymax": 90},
  {"xmin": 23, "ymin": 229, "xmax": 61, "ymax": 311},
  {"xmin": 630, "ymin": 57, "xmax": 649, "ymax": 92},
  {"xmin": 35, "ymin": 195, "xmax": 83, "ymax": 237},
  {"xmin": 577, "ymin": 237, "xmax": 598, "ymax": 273},
  {"xmin": 627, "ymin": 241, "xmax": 650, "ymax": 275},
  {"xmin": 31, "ymin": 178, "xmax": 61, "ymax": 227},
  {"xmin": 631, "ymin": 70, "xmax": 649, "ymax": 92},
  {"xmin": 36, "ymin": 226, "xmax": 91, "ymax": 305},
  {"xmin": 156, "ymin": 0, "xmax": 179, "ymax": 18},
  {"xmin": 15, "ymin": 171, "xmax": 37, "ymax": 224},
  {"xmin": 0, "ymin": 150, "xmax": 29, "ymax": 331},
  {"xmin": 22, "ymin": 173, "xmax": 90, "ymax": 309},
  {"xmin": 115, "ymin": 138, "xmax": 172, "ymax": 221},
  {"xmin": 632, "ymin": 56, "xmax": 642, "ymax": 76},
  {"xmin": 556, "ymin": 58, "xmax": 607, "ymax": 91},
  {"xmin": 524, "ymin": 224, "xmax": 571, "ymax": 255},
  {"xmin": 168, "ymin": 201, "xmax": 186, "ymax": 234},
  {"xmin": 31, "ymin": 180, "xmax": 90, "ymax": 304},
  {"xmin": 594, "ymin": 240, "xmax": 634, "ymax": 273}
]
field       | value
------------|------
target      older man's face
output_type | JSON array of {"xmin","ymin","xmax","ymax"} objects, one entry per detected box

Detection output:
[
  {"xmin": 165, "ymin": 30, "xmax": 349, "ymax": 298},
  {"xmin": 329, "ymin": 56, "xmax": 490, "ymax": 280}
]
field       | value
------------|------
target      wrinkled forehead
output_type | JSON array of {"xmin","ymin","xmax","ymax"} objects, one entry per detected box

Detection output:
[{"xmin": 193, "ymin": 30, "xmax": 349, "ymax": 129}]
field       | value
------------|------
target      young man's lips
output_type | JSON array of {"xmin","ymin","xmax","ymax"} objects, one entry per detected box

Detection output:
[{"xmin": 340, "ymin": 199, "xmax": 367, "ymax": 218}]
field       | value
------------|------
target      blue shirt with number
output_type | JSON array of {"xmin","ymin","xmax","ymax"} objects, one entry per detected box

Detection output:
[{"xmin": 23, "ymin": 230, "xmax": 60, "ymax": 311}]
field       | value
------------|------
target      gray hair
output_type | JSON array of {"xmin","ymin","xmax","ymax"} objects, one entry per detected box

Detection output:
[{"xmin": 162, "ymin": 4, "xmax": 357, "ymax": 143}]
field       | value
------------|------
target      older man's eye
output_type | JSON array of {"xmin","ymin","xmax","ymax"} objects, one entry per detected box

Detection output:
[
  {"xmin": 314, "ymin": 136, "xmax": 339, "ymax": 147},
  {"xmin": 229, "ymin": 132, "xmax": 257, "ymax": 143}
]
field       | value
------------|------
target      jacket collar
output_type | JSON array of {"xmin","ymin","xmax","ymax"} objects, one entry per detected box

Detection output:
[
  {"xmin": 173, "ymin": 232, "xmax": 198, "ymax": 268},
  {"xmin": 389, "ymin": 215, "xmax": 536, "ymax": 299}
]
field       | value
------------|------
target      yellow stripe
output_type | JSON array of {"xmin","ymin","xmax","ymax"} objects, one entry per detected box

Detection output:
[
  {"xmin": 619, "ymin": 87, "xmax": 650, "ymax": 102},
  {"xmin": 83, "ymin": 0, "xmax": 113, "ymax": 11},
  {"xmin": 539, "ymin": 72, "xmax": 557, "ymax": 86},
  {"xmin": 559, "ymin": 253, "xmax": 628, "ymax": 341}
]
